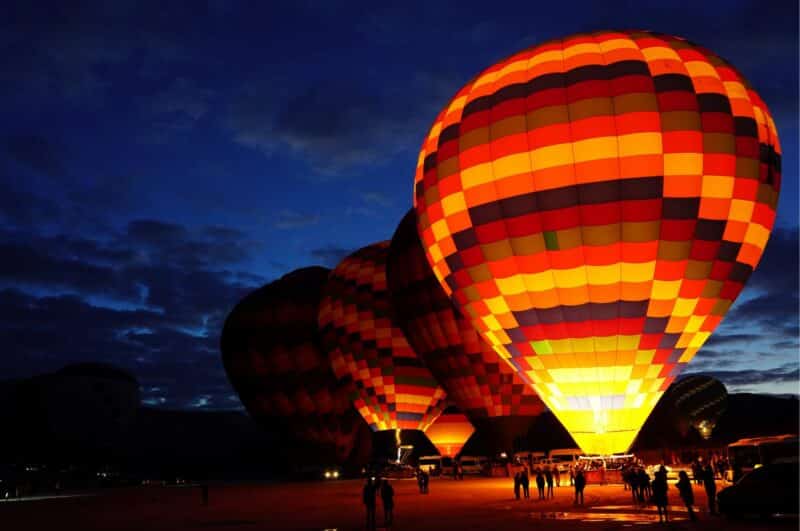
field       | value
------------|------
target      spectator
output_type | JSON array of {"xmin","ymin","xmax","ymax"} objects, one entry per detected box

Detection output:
[
  {"xmin": 535, "ymin": 468, "xmax": 545, "ymax": 500},
  {"xmin": 702, "ymin": 464, "xmax": 717, "ymax": 516},
  {"xmin": 380, "ymin": 479, "xmax": 394, "ymax": 527},
  {"xmin": 652, "ymin": 466, "xmax": 669, "ymax": 523},
  {"xmin": 363, "ymin": 478, "xmax": 377, "ymax": 530},
  {"xmin": 574, "ymin": 468, "xmax": 586, "ymax": 505},
  {"xmin": 545, "ymin": 467, "xmax": 554, "ymax": 499},
  {"xmin": 676, "ymin": 470, "xmax": 697, "ymax": 521}
]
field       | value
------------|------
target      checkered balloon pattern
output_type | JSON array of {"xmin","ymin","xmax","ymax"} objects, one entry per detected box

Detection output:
[
  {"xmin": 388, "ymin": 209, "xmax": 546, "ymax": 422},
  {"xmin": 318, "ymin": 242, "xmax": 448, "ymax": 432},
  {"xmin": 413, "ymin": 30, "xmax": 781, "ymax": 455},
  {"xmin": 221, "ymin": 266, "xmax": 364, "ymax": 462}
]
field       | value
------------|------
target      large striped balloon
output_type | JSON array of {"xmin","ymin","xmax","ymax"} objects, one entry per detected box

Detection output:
[
  {"xmin": 388, "ymin": 209, "xmax": 546, "ymax": 451},
  {"xmin": 414, "ymin": 30, "xmax": 781, "ymax": 455},
  {"xmin": 318, "ymin": 242, "xmax": 447, "ymax": 433}
]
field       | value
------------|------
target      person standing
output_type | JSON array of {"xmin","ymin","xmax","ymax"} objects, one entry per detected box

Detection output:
[
  {"xmin": 535, "ymin": 468, "xmax": 545, "ymax": 500},
  {"xmin": 521, "ymin": 468, "xmax": 530, "ymax": 499},
  {"xmin": 545, "ymin": 466, "xmax": 554, "ymax": 499},
  {"xmin": 569, "ymin": 464, "xmax": 575, "ymax": 486},
  {"xmin": 652, "ymin": 466, "xmax": 669, "ymax": 523},
  {"xmin": 676, "ymin": 470, "xmax": 697, "ymax": 521},
  {"xmin": 421, "ymin": 470, "xmax": 429, "ymax": 494},
  {"xmin": 513, "ymin": 472, "xmax": 521, "ymax": 500},
  {"xmin": 574, "ymin": 468, "xmax": 586, "ymax": 505},
  {"xmin": 363, "ymin": 478, "xmax": 377, "ymax": 530},
  {"xmin": 380, "ymin": 478, "xmax": 394, "ymax": 527},
  {"xmin": 702, "ymin": 463, "xmax": 717, "ymax": 515},
  {"xmin": 554, "ymin": 466, "xmax": 561, "ymax": 488}
]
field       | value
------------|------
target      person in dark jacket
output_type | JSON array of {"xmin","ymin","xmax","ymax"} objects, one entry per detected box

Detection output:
[
  {"xmin": 513, "ymin": 472, "xmax": 521, "ymax": 500},
  {"xmin": 535, "ymin": 468, "xmax": 545, "ymax": 500},
  {"xmin": 702, "ymin": 464, "xmax": 717, "ymax": 515},
  {"xmin": 652, "ymin": 466, "xmax": 669, "ymax": 522},
  {"xmin": 676, "ymin": 470, "xmax": 696, "ymax": 521},
  {"xmin": 380, "ymin": 479, "xmax": 394, "ymax": 527},
  {"xmin": 574, "ymin": 468, "xmax": 586, "ymax": 505},
  {"xmin": 521, "ymin": 468, "xmax": 530, "ymax": 499},
  {"xmin": 637, "ymin": 467, "xmax": 651, "ymax": 503},
  {"xmin": 363, "ymin": 478, "xmax": 377, "ymax": 530},
  {"xmin": 545, "ymin": 466, "xmax": 554, "ymax": 499}
]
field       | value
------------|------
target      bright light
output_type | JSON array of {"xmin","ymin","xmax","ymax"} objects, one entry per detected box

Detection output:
[
  {"xmin": 324, "ymin": 471, "xmax": 331, "ymax": 478},
  {"xmin": 499, "ymin": 452, "xmax": 508, "ymax": 459},
  {"xmin": 333, "ymin": 471, "xmax": 339, "ymax": 478}
]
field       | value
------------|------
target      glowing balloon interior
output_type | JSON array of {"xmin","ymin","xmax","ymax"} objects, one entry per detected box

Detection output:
[
  {"xmin": 413, "ymin": 30, "xmax": 781, "ymax": 454},
  {"xmin": 424, "ymin": 409, "xmax": 476, "ymax": 457}
]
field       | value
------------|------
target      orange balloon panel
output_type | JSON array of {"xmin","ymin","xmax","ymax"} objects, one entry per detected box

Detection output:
[
  {"xmin": 425, "ymin": 410, "xmax": 475, "ymax": 457},
  {"xmin": 413, "ymin": 30, "xmax": 781, "ymax": 455},
  {"xmin": 318, "ymin": 242, "xmax": 448, "ymax": 432}
]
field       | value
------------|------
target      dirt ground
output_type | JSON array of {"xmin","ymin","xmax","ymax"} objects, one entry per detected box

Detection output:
[{"xmin": 0, "ymin": 477, "xmax": 794, "ymax": 530}]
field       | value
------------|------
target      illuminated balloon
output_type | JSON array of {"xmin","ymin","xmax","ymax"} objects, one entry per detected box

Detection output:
[
  {"xmin": 388, "ymin": 209, "xmax": 546, "ymax": 452},
  {"xmin": 414, "ymin": 30, "xmax": 781, "ymax": 455},
  {"xmin": 424, "ymin": 406, "xmax": 475, "ymax": 458},
  {"xmin": 318, "ymin": 242, "xmax": 447, "ymax": 436},
  {"xmin": 669, "ymin": 374, "xmax": 727, "ymax": 439},
  {"xmin": 221, "ymin": 267, "xmax": 366, "ymax": 464}
]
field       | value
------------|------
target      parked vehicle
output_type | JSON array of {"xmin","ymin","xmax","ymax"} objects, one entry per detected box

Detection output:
[
  {"xmin": 547, "ymin": 448, "xmax": 582, "ymax": 472},
  {"xmin": 718, "ymin": 462, "xmax": 799, "ymax": 518},
  {"xmin": 418, "ymin": 455, "xmax": 444, "ymax": 476},
  {"xmin": 459, "ymin": 456, "xmax": 488, "ymax": 475},
  {"xmin": 727, "ymin": 434, "xmax": 799, "ymax": 482}
]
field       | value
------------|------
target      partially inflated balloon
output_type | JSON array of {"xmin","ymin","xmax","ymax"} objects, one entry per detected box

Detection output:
[
  {"xmin": 414, "ymin": 30, "xmax": 780, "ymax": 455},
  {"xmin": 424, "ymin": 406, "xmax": 475, "ymax": 458},
  {"xmin": 388, "ymin": 209, "xmax": 545, "ymax": 451},
  {"xmin": 669, "ymin": 375, "xmax": 727, "ymax": 439},
  {"xmin": 318, "ymin": 242, "xmax": 447, "ymax": 434},
  {"xmin": 221, "ymin": 267, "xmax": 366, "ymax": 464}
]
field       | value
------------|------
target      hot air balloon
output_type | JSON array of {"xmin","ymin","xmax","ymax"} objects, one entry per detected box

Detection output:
[
  {"xmin": 413, "ymin": 30, "xmax": 781, "ymax": 455},
  {"xmin": 221, "ymin": 267, "xmax": 369, "ymax": 465},
  {"xmin": 423, "ymin": 405, "xmax": 475, "ymax": 458},
  {"xmin": 318, "ymin": 242, "xmax": 448, "ymax": 456},
  {"xmin": 669, "ymin": 375, "xmax": 728, "ymax": 439},
  {"xmin": 388, "ymin": 209, "xmax": 546, "ymax": 453}
]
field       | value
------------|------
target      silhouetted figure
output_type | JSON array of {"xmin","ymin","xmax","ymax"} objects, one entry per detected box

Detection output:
[
  {"xmin": 554, "ymin": 466, "xmax": 561, "ymax": 487},
  {"xmin": 702, "ymin": 464, "xmax": 716, "ymax": 515},
  {"xmin": 677, "ymin": 470, "xmax": 696, "ymax": 521},
  {"xmin": 421, "ymin": 470, "xmax": 429, "ymax": 494},
  {"xmin": 535, "ymin": 468, "xmax": 545, "ymax": 499},
  {"xmin": 380, "ymin": 479, "xmax": 394, "ymax": 527},
  {"xmin": 627, "ymin": 467, "xmax": 639, "ymax": 503},
  {"xmin": 513, "ymin": 472, "xmax": 521, "ymax": 500},
  {"xmin": 363, "ymin": 479, "xmax": 377, "ymax": 530},
  {"xmin": 637, "ymin": 467, "xmax": 651, "ymax": 503},
  {"xmin": 545, "ymin": 467, "xmax": 554, "ymax": 499},
  {"xmin": 574, "ymin": 469, "xmax": 586, "ymax": 505},
  {"xmin": 569, "ymin": 464, "xmax": 575, "ymax": 486},
  {"xmin": 518, "ymin": 468, "xmax": 528, "ymax": 499},
  {"xmin": 652, "ymin": 466, "xmax": 669, "ymax": 523}
]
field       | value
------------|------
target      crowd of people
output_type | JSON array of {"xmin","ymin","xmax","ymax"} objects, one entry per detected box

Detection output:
[{"xmin": 512, "ymin": 465, "xmax": 586, "ymax": 505}]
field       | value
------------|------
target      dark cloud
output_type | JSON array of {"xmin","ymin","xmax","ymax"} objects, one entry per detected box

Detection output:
[
  {"xmin": 5, "ymin": 135, "xmax": 65, "ymax": 177},
  {"xmin": 686, "ymin": 363, "xmax": 799, "ymax": 388},
  {"xmin": 0, "ymin": 211, "xmax": 265, "ymax": 409},
  {"xmin": 309, "ymin": 245, "xmax": 354, "ymax": 268}
]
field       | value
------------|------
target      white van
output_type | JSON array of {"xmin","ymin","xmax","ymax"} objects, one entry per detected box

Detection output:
[
  {"xmin": 459, "ymin": 455, "xmax": 488, "ymax": 475},
  {"xmin": 547, "ymin": 448, "xmax": 582, "ymax": 473}
]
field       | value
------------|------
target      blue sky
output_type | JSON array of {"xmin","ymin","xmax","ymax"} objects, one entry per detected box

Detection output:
[{"xmin": 0, "ymin": 1, "xmax": 797, "ymax": 408}]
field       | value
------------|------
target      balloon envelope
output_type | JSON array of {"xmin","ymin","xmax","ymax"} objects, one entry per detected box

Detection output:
[
  {"xmin": 221, "ymin": 267, "xmax": 365, "ymax": 464},
  {"xmin": 669, "ymin": 374, "xmax": 727, "ymax": 438},
  {"xmin": 413, "ymin": 30, "xmax": 781, "ymax": 455},
  {"xmin": 388, "ymin": 209, "xmax": 546, "ymax": 451},
  {"xmin": 318, "ymin": 242, "xmax": 447, "ymax": 433},
  {"xmin": 424, "ymin": 407, "xmax": 475, "ymax": 458}
]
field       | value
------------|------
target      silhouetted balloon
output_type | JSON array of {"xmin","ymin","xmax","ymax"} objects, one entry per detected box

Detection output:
[
  {"xmin": 414, "ymin": 30, "xmax": 781, "ymax": 454},
  {"xmin": 221, "ymin": 266, "xmax": 366, "ymax": 464},
  {"xmin": 669, "ymin": 375, "xmax": 727, "ymax": 439},
  {"xmin": 318, "ymin": 242, "xmax": 447, "ymax": 435},
  {"xmin": 388, "ymin": 209, "xmax": 545, "ymax": 452}
]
